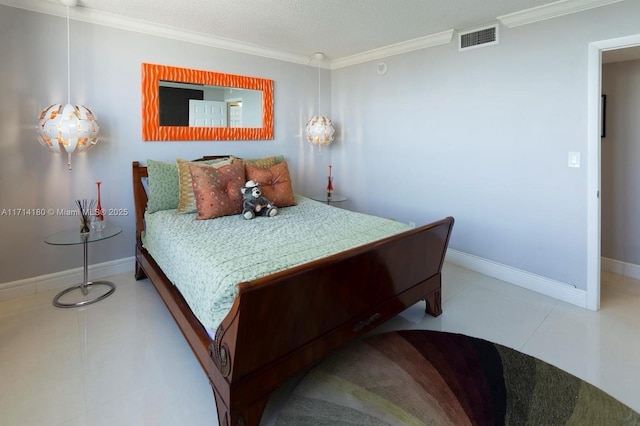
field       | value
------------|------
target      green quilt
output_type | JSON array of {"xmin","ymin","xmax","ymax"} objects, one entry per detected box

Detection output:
[{"xmin": 142, "ymin": 196, "xmax": 411, "ymax": 334}]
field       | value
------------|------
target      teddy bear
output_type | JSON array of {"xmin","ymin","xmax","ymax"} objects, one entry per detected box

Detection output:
[{"xmin": 240, "ymin": 180, "xmax": 278, "ymax": 219}]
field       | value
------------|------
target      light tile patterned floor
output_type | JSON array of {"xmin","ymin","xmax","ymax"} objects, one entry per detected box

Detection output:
[{"xmin": 1, "ymin": 264, "xmax": 638, "ymax": 425}]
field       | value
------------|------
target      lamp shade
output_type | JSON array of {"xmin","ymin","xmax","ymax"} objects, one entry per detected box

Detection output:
[
  {"xmin": 305, "ymin": 115, "xmax": 335, "ymax": 147},
  {"xmin": 36, "ymin": 103, "xmax": 99, "ymax": 155}
]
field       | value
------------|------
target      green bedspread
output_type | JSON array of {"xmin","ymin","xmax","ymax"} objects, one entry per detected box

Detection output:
[{"xmin": 142, "ymin": 196, "xmax": 411, "ymax": 334}]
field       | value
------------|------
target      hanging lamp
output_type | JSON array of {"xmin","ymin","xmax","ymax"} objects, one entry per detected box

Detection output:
[
  {"xmin": 305, "ymin": 52, "xmax": 335, "ymax": 150},
  {"xmin": 36, "ymin": 0, "xmax": 99, "ymax": 170}
]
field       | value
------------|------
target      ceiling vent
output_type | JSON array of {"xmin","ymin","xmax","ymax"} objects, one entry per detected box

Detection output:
[{"xmin": 459, "ymin": 24, "xmax": 499, "ymax": 51}]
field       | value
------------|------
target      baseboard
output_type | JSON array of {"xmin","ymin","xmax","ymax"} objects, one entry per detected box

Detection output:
[
  {"xmin": 445, "ymin": 249, "xmax": 588, "ymax": 309},
  {"xmin": 601, "ymin": 257, "xmax": 640, "ymax": 281},
  {"xmin": 0, "ymin": 257, "xmax": 135, "ymax": 302},
  {"xmin": 1, "ymin": 251, "xmax": 605, "ymax": 307}
]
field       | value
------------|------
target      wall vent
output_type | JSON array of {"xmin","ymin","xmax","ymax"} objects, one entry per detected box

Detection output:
[{"xmin": 459, "ymin": 25, "xmax": 499, "ymax": 51}]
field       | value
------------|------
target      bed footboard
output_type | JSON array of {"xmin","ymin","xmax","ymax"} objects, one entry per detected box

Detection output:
[{"xmin": 211, "ymin": 216, "xmax": 454, "ymax": 425}]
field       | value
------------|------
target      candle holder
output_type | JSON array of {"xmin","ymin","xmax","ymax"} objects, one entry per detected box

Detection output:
[
  {"xmin": 91, "ymin": 181, "xmax": 105, "ymax": 232},
  {"xmin": 327, "ymin": 165, "xmax": 334, "ymax": 201}
]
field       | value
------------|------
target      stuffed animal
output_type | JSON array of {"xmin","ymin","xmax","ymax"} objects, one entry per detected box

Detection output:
[{"xmin": 240, "ymin": 180, "xmax": 278, "ymax": 219}]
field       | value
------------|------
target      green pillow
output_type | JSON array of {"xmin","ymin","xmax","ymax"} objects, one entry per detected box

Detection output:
[
  {"xmin": 146, "ymin": 159, "xmax": 179, "ymax": 213},
  {"xmin": 146, "ymin": 157, "xmax": 234, "ymax": 213}
]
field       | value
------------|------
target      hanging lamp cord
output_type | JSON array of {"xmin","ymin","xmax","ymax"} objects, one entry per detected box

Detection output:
[
  {"xmin": 66, "ymin": 5, "xmax": 71, "ymax": 105},
  {"xmin": 65, "ymin": 5, "xmax": 73, "ymax": 169},
  {"xmin": 317, "ymin": 61, "xmax": 321, "ymax": 116}
]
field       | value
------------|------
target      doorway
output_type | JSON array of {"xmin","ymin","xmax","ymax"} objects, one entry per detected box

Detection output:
[
  {"xmin": 188, "ymin": 100, "xmax": 226, "ymax": 127},
  {"xmin": 587, "ymin": 35, "xmax": 640, "ymax": 311}
]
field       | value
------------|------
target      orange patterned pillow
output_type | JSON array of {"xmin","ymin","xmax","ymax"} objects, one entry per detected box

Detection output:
[
  {"xmin": 245, "ymin": 161, "xmax": 296, "ymax": 207},
  {"xmin": 189, "ymin": 161, "xmax": 245, "ymax": 220},
  {"xmin": 176, "ymin": 157, "xmax": 231, "ymax": 214}
]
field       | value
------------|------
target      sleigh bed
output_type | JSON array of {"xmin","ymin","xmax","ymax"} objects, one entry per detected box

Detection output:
[{"xmin": 132, "ymin": 156, "xmax": 454, "ymax": 425}]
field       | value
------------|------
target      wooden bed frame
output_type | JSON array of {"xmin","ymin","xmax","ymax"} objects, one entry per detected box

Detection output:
[{"xmin": 132, "ymin": 158, "xmax": 454, "ymax": 425}]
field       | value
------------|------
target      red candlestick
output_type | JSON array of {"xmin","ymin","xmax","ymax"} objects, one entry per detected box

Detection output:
[
  {"xmin": 327, "ymin": 165, "xmax": 334, "ymax": 200},
  {"xmin": 95, "ymin": 181, "xmax": 104, "ymax": 221}
]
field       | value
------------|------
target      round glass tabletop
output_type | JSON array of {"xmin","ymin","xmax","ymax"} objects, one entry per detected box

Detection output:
[
  {"xmin": 45, "ymin": 224, "xmax": 122, "ymax": 245},
  {"xmin": 309, "ymin": 194, "xmax": 347, "ymax": 203}
]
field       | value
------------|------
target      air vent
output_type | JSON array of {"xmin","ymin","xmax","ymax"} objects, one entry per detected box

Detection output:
[{"xmin": 459, "ymin": 25, "xmax": 499, "ymax": 51}]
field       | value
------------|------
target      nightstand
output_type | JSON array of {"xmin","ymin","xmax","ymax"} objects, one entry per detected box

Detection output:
[
  {"xmin": 309, "ymin": 194, "xmax": 347, "ymax": 204},
  {"xmin": 45, "ymin": 224, "xmax": 121, "ymax": 308}
]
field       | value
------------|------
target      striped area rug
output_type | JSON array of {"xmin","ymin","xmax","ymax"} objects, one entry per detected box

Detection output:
[{"xmin": 276, "ymin": 330, "xmax": 640, "ymax": 425}]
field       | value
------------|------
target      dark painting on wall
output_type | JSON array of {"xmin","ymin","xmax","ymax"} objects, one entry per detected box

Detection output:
[{"xmin": 159, "ymin": 87, "xmax": 204, "ymax": 126}]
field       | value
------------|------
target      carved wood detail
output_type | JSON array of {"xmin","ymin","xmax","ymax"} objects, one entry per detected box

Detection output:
[{"xmin": 210, "ymin": 325, "xmax": 231, "ymax": 377}]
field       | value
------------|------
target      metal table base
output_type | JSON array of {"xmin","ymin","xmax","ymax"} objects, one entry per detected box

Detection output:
[
  {"xmin": 52, "ymin": 231, "xmax": 116, "ymax": 308},
  {"xmin": 53, "ymin": 281, "xmax": 116, "ymax": 308}
]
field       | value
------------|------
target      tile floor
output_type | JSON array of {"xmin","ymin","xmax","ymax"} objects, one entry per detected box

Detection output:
[{"xmin": 1, "ymin": 263, "xmax": 639, "ymax": 425}]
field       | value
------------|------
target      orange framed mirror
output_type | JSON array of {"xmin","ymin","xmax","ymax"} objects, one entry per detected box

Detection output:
[{"xmin": 142, "ymin": 63, "xmax": 274, "ymax": 141}]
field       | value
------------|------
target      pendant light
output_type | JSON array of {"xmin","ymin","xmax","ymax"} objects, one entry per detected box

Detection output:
[
  {"xmin": 36, "ymin": 0, "xmax": 99, "ymax": 170},
  {"xmin": 305, "ymin": 52, "xmax": 335, "ymax": 150}
]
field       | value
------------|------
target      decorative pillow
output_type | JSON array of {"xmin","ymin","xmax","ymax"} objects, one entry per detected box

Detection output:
[
  {"xmin": 231, "ymin": 155, "xmax": 284, "ymax": 169},
  {"xmin": 190, "ymin": 161, "xmax": 245, "ymax": 220},
  {"xmin": 176, "ymin": 157, "xmax": 231, "ymax": 214},
  {"xmin": 147, "ymin": 159, "xmax": 179, "ymax": 213},
  {"xmin": 245, "ymin": 161, "xmax": 296, "ymax": 207}
]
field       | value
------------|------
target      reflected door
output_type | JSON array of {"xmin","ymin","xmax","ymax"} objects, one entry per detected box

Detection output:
[
  {"xmin": 189, "ymin": 100, "xmax": 226, "ymax": 127},
  {"xmin": 229, "ymin": 104, "xmax": 243, "ymax": 127}
]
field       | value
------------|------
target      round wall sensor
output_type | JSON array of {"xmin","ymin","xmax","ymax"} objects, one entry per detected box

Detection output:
[
  {"xmin": 59, "ymin": 0, "xmax": 78, "ymax": 6},
  {"xmin": 377, "ymin": 62, "xmax": 388, "ymax": 75}
]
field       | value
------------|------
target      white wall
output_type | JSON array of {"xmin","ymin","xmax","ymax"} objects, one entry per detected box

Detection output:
[
  {"xmin": 0, "ymin": 5, "xmax": 331, "ymax": 283},
  {"xmin": 4, "ymin": 1, "xmax": 640, "ymax": 294},
  {"xmin": 331, "ymin": 0, "xmax": 640, "ymax": 291},
  {"xmin": 602, "ymin": 59, "xmax": 640, "ymax": 266}
]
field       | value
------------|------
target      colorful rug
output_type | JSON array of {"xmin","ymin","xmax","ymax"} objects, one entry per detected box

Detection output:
[{"xmin": 276, "ymin": 330, "xmax": 640, "ymax": 425}]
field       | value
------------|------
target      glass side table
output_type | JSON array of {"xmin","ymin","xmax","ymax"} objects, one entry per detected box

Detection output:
[
  {"xmin": 309, "ymin": 194, "xmax": 347, "ymax": 204},
  {"xmin": 45, "ymin": 224, "xmax": 122, "ymax": 308}
]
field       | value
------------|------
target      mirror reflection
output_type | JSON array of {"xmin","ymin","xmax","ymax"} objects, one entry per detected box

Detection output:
[
  {"xmin": 142, "ymin": 63, "xmax": 273, "ymax": 141},
  {"xmin": 159, "ymin": 81, "xmax": 263, "ymax": 128}
]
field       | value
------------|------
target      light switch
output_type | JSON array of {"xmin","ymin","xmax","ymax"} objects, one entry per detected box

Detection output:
[{"xmin": 568, "ymin": 152, "xmax": 581, "ymax": 168}]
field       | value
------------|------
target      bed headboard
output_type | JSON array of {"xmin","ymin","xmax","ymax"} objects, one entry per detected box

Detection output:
[
  {"xmin": 132, "ymin": 156, "xmax": 233, "ymax": 242},
  {"xmin": 132, "ymin": 161, "xmax": 148, "ymax": 242}
]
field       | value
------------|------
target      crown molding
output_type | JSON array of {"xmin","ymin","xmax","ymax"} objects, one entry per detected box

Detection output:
[
  {"xmin": 0, "ymin": 0, "xmax": 315, "ymax": 66},
  {"xmin": 329, "ymin": 30, "xmax": 454, "ymax": 70},
  {"xmin": 0, "ymin": 0, "xmax": 449, "ymax": 69},
  {"xmin": 497, "ymin": 0, "xmax": 625, "ymax": 28},
  {"xmin": 0, "ymin": 0, "xmax": 626, "ymax": 69}
]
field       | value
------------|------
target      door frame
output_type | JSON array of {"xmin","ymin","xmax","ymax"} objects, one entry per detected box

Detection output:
[{"xmin": 587, "ymin": 34, "xmax": 640, "ymax": 311}]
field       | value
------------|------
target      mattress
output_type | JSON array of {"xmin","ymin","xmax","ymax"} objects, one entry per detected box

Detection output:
[{"xmin": 142, "ymin": 196, "xmax": 411, "ymax": 335}]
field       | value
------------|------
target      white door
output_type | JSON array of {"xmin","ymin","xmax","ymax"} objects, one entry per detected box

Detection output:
[
  {"xmin": 229, "ymin": 103, "xmax": 243, "ymax": 127},
  {"xmin": 189, "ymin": 100, "xmax": 226, "ymax": 127}
]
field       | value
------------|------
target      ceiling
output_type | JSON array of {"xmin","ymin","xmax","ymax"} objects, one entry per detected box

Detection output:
[
  {"xmin": 2, "ymin": 0, "xmax": 632, "ymax": 67},
  {"xmin": 72, "ymin": 0, "xmax": 560, "ymax": 60}
]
